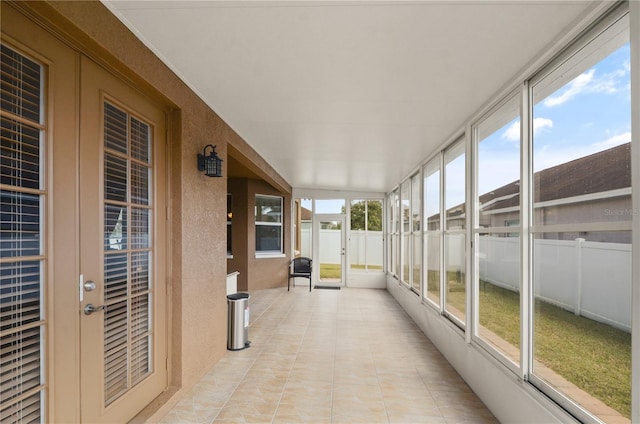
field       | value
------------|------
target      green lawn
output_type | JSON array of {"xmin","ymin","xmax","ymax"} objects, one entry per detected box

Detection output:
[
  {"xmin": 320, "ymin": 263, "xmax": 382, "ymax": 279},
  {"xmin": 319, "ymin": 263, "xmax": 341, "ymax": 279},
  {"xmin": 480, "ymin": 282, "xmax": 631, "ymax": 418}
]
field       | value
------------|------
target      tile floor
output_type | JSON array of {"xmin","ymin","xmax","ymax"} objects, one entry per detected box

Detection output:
[{"xmin": 152, "ymin": 287, "xmax": 498, "ymax": 424}]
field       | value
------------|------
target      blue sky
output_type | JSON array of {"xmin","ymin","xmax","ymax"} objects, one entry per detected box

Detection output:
[{"xmin": 478, "ymin": 41, "xmax": 630, "ymax": 197}]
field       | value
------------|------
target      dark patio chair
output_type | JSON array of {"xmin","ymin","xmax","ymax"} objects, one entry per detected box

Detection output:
[{"xmin": 288, "ymin": 257, "xmax": 312, "ymax": 292}]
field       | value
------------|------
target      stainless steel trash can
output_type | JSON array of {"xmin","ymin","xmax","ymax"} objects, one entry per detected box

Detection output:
[{"xmin": 227, "ymin": 293, "xmax": 250, "ymax": 350}]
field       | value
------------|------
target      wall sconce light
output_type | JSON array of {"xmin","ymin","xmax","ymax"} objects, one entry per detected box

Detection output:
[{"xmin": 197, "ymin": 144, "xmax": 223, "ymax": 177}]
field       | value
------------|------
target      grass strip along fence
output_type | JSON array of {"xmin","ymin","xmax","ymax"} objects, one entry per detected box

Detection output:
[{"xmin": 459, "ymin": 282, "xmax": 631, "ymax": 418}]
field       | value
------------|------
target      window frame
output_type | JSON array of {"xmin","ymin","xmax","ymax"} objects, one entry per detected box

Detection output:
[
  {"xmin": 255, "ymin": 194, "xmax": 284, "ymax": 257},
  {"xmin": 423, "ymin": 155, "xmax": 443, "ymax": 310},
  {"xmin": 349, "ymin": 199, "xmax": 384, "ymax": 272},
  {"xmin": 443, "ymin": 136, "xmax": 467, "ymax": 330},
  {"xmin": 526, "ymin": 6, "xmax": 632, "ymax": 422},
  {"xmin": 471, "ymin": 88, "xmax": 523, "ymax": 376}
]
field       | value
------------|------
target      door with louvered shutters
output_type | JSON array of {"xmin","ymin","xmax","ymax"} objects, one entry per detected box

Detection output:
[{"xmin": 79, "ymin": 56, "xmax": 167, "ymax": 423}]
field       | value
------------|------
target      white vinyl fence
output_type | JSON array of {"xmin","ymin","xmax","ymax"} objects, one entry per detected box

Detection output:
[
  {"xmin": 478, "ymin": 236, "xmax": 631, "ymax": 332},
  {"xmin": 303, "ymin": 228, "xmax": 631, "ymax": 331},
  {"xmin": 349, "ymin": 230, "xmax": 384, "ymax": 267},
  {"xmin": 299, "ymin": 228, "xmax": 383, "ymax": 266}
]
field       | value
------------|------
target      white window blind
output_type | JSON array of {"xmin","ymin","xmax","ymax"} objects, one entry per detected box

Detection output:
[
  {"xmin": 0, "ymin": 44, "xmax": 45, "ymax": 424},
  {"xmin": 103, "ymin": 101, "xmax": 153, "ymax": 405}
]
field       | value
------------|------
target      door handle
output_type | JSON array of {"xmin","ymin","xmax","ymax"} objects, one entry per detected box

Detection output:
[
  {"xmin": 84, "ymin": 304, "xmax": 106, "ymax": 315},
  {"xmin": 83, "ymin": 280, "xmax": 97, "ymax": 291}
]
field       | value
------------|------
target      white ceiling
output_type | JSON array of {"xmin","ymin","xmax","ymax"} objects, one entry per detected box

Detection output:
[{"xmin": 102, "ymin": 0, "xmax": 597, "ymax": 193}]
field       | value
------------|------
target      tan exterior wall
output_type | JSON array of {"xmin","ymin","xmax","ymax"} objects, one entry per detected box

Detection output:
[
  {"xmin": 227, "ymin": 178, "xmax": 292, "ymax": 292},
  {"xmin": 227, "ymin": 179, "xmax": 250, "ymax": 291},
  {"xmin": 4, "ymin": 1, "xmax": 292, "ymax": 421},
  {"xmin": 247, "ymin": 180, "xmax": 292, "ymax": 290}
]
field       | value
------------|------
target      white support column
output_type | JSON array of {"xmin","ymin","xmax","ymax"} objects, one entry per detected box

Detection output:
[{"xmin": 630, "ymin": 2, "xmax": 640, "ymax": 422}]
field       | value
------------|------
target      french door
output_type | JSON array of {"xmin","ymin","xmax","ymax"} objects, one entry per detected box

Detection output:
[
  {"xmin": 78, "ymin": 57, "xmax": 167, "ymax": 423},
  {"xmin": 1, "ymin": 5, "xmax": 169, "ymax": 422}
]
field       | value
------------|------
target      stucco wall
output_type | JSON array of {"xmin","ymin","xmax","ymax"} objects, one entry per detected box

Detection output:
[
  {"xmin": 227, "ymin": 178, "xmax": 250, "ymax": 291},
  {"xmin": 247, "ymin": 179, "xmax": 292, "ymax": 291}
]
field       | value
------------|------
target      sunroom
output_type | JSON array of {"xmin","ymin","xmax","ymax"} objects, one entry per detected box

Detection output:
[{"xmin": 1, "ymin": 1, "xmax": 638, "ymax": 423}]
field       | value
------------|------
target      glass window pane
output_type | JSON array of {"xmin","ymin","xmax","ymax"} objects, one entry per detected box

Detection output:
[
  {"xmin": 411, "ymin": 173, "xmax": 421, "ymax": 232},
  {"xmin": 531, "ymin": 14, "xmax": 631, "ymax": 421},
  {"xmin": 255, "ymin": 195, "xmax": 282, "ymax": 223},
  {"xmin": 1, "ymin": 190, "xmax": 41, "ymax": 258},
  {"xmin": 315, "ymin": 199, "xmax": 344, "ymax": 214},
  {"xmin": 130, "ymin": 116, "xmax": 151, "ymax": 163},
  {"xmin": 131, "ymin": 163, "xmax": 150, "ymax": 206},
  {"xmin": 295, "ymin": 198, "xmax": 312, "ymax": 258},
  {"xmin": 1, "ymin": 117, "xmax": 40, "ymax": 190},
  {"xmin": 0, "ymin": 260, "xmax": 41, "ymax": 332},
  {"xmin": 350, "ymin": 199, "xmax": 365, "ymax": 270},
  {"xmin": 532, "ymin": 37, "xmax": 630, "ymax": 232},
  {"xmin": 401, "ymin": 180, "xmax": 411, "ymax": 284},
  {"xmin": 0, "ymin": 326, "xmax": 42, "ymax": 403},
  {"xmin": 533, "ymin": 232, "xmax": 631, "ymax": 419},
  {"xmin": 477, "ymin": 233, "xmax": 520, "ymax": 364},
  {"xmin": 412, "ymin": 234, "xmax": 421, "ymax": 292},
  {"xmin": 387, "ymin": 193, "xmax": 395, "ymax": 273},
  {"xmin": 255, "ymin": 195, "xmax": 283, "ymax": 253},
  {"xmin": 350, "ymin": 200, "xmax": 366, "ymax": 231},
  {"xmin": 445, "ymin": 233, "xmax": 465, "ymax": 322},
  {"xmin": 444, "ymin": 139, "xmax": 466, "ymax": 324},
  {"xmin": 256, "ymin": 224, "xmax": 282, "ymax": 252},
  {"xmin": 424, "ymin": 158, "xmax": 441, "ymax": 306},
  {"xmin": 425, "ymin": 232, "xmax": 441, "ymax": 306},
  {"xmin": 350, "ymin": 199, "xmax": 383, "ymax": 271},
  {"xmin": 424, "ymin": 163, "xmax": 440, "ymax": 232},
  {"xmin": 477, "ymin": 95, "xmax": 521, "ymax": 229},
  {"xmin": 445, "ymin": 141, "xmax": 465, "ymax": 230},
  {"xmin": 104, "ymin": 205, "xmax": 127, "ymax": 251},
  {"xmin": 131, "ymin": 207, "xmax": 150, "ymax": 249},
  {"xmin": 1, "ymin": 45, "xmax": 42, "ymax": 122},
  {"xmin": 393, "ymin": 190, "xmax": 400, "ymax": 276},
  {"xmin": 104, "ymin": 153, "xmax": 127, "ymax": 203},
  {"xmin": 132, "ymin": 251, "xmax": 150, "ymax": 294},
  {"xmin": 104, "ymin": 102, "xmax": 128, "ymax": 154},
  {"xmin": 365, "ymin": 200, "xmax": 383, "ymax": 271},
  {"xmin": 411, "ymin": 174, "xmax": 421, "ymax": 291},
  {"xmin": 104, "ymin": 253, "xmax": 128, "ymax": 301}
]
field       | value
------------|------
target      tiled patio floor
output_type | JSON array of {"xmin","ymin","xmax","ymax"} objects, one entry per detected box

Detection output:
[{"xmin": 150, "ymin": 287, "xmax": 498, "ymax": 424}]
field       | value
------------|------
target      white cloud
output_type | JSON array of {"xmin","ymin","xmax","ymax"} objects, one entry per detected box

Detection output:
[
  {"xmin": 533, "ymin": 118, "xmax": 553, "ymax": 136},
  {"xmin": 543, "ymin": 64, "xmax": 630, "ymax": 108},
  {"xmin": 502, "ymin": 118, "xmax": 553, "ymax": 142},
  {"xmin": 593, "ymin": 131, "xmax": 631, "ymax": 149},
  {"xmin": 544, "ymin": 69, "xmax": 595, "ymax": 107},
  {"xmin": 502, "ymin": 121, "xmax": 520, "ymax": 141}
]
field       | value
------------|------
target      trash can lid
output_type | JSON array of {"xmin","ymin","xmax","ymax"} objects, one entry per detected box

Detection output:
[{"xmin": 227, "ymin": 293, "xmax": 250, "ymax": 300}]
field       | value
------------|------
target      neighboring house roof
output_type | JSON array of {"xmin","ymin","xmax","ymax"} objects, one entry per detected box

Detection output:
[
  {"xmin": 426, "ymin": 142, "xmax": 631, "ymax": 220},
  {"xmin": 301, "ymin": 206, "xmax": 312, "ymax": 221},
  {"xmin": 480, "ymin": 142, "xmax": 631, "ymax": 213}
]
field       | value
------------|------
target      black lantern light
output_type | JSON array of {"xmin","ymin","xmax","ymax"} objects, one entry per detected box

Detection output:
[{"xmin": 197, "ymin": 144, "xmax": 223, "ymax": 177}]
